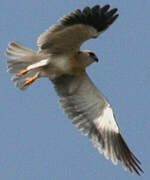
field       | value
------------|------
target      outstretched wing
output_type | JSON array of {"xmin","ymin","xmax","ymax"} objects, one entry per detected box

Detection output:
[
  {"xmin": 37, "ymin": 5, "xmax": 118, "ymax": 55},
  {"xmin": 51, "ymin": 73, "xmax": 143, "ymax": 175}
]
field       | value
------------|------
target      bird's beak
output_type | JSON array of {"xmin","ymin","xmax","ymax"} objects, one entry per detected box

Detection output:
[{"xmin": 95, "ymin": 58, "xmax": 99, "ymax": 62}]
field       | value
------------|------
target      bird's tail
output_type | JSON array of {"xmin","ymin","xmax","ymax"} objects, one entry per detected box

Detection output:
[{"xmin": 6, "ymin": 42, "xmax": 45, "ymax": 90}]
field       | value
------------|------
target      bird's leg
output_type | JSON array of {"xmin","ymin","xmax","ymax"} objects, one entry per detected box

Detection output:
[
  {"xmin": 17, "ymin": 69, "xmax": 29, "ymax": 76},
  {"xmin": 18, "ymin": 67, "xmax": 40, "ymax": 87},
  {"xmin": 24, "ymin": 72, "xmax": 40, "ymax": 87}
]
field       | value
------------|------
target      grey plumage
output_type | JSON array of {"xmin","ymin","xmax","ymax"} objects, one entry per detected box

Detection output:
[
  {"xmin": 37, "ymin": 5, "xmax": 118, "ymax": 54},
  {"xmin": 60, "ymin": 5, "xmax": 118, "ymax": 32},
  {"xmin": 52, "ymin": 73, "xmax": 143, "ymax": 175},
  {"xmin": 5, "ymin": 4, "xmax": 143, "ymax": 175}
]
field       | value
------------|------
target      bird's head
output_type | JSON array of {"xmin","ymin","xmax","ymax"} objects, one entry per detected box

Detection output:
[{"xmin": 77, "ymin": 50, "xmax": 99, "ymax": 68}]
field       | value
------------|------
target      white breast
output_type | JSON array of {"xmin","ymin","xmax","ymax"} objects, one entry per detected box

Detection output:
[{"xmin": 52, "ymin": 55, "xmax": 73, "ymax": 73}]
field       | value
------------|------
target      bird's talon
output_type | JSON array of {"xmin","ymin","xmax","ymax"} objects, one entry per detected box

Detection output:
[
  {"xmin": 18, "ymin": 69, "xmax": 29, "ymax": 76},
  {"xmin": 24, "ymin": 73, "xmax": 39, "ymax": 86}
]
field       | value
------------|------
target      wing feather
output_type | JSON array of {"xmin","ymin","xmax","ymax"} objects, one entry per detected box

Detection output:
[
  {"xmin": 37, "ymin": 5, "xmax": 119, "ymax": 54},
  {"xmin": 51, "ymin": 73, "xmax": 143, "ymax": 175}
]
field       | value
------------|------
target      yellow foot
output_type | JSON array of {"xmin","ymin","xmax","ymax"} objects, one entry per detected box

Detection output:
[
  {"xmin": 18, "ymin": 69, "xmax": 29, "ymax": 76},
  {"xmin": 24, "ymin": 73, "xmax": 39, "ymax": 86}
]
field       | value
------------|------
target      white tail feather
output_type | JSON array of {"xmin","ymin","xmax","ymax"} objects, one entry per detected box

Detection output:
[
  {"xmin": 6, "ymin": 42, "xmax": 43, "ymax": 90},
  {"xmin": 6, "ymin": 42, "xmax": 37, "ymax": 59}
]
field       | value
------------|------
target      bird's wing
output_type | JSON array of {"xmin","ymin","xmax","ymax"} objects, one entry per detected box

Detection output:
[
  {"xmin": 51, "ymin": 72, "xmax": 143, "ymax": 175},
  {"xmin": 37, "ymin": 5, "xmax": 118, "ymax": 55}
]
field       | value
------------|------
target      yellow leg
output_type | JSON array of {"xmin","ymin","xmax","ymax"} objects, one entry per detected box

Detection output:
[
  {"xmin": 24, "ymin": 73, "xmax": 39, "ymax": 86},
  {"xmin": 18, "ymin": 69, "xmax": 29, "ymax": 76}
]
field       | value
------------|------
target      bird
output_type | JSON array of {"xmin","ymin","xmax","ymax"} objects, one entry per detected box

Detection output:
[{"xmin": 6, "ymin": 4, "xmax": 143, "ymax": 175}]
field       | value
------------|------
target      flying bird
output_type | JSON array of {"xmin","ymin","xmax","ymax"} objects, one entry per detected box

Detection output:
[{"xmin": 6, "ymin": 4, "xmax": 143, "ymax": 175}]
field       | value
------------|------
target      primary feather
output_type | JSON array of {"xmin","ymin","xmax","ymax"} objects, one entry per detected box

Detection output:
[
  {"xmin": 52, "ymin": 73, "xmax": 143, "ymax": 175},
  {"xmin": 37, "ymin": 5, "xmax": 118, "ymax": 54},
  {"xmin": 5, "ymin": 4, "xmax": 143, "ymax": 175}
]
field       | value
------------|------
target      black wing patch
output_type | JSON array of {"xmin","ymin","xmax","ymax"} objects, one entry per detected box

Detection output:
[{"xmin": 60, "ymin": 4, "xmax": 119, "ymax": 33}]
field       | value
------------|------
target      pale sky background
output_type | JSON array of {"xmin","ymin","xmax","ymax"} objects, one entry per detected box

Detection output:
[{"xmin": 1, "ymin": 0, "xmax": 150, "ymax": 180}]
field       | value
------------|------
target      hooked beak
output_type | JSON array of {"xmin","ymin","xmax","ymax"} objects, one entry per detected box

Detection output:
[{"xmin": 95, "ymin": 57, "xmax": 99, "ymax": 62}]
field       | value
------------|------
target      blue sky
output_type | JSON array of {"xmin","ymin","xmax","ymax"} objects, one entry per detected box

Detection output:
[{"xmin": 1, "ymin": 0, "xmax": 149, "ymax": 179}]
